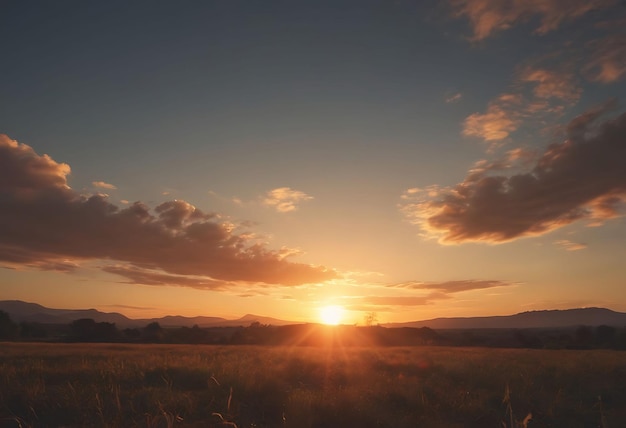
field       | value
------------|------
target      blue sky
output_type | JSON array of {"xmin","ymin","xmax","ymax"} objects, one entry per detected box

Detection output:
[{"xmin": 1, "ymin": 0, "xmax": 625, "ymax": 323}]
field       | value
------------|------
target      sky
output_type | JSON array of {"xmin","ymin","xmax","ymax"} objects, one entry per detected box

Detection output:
[{"xmin": 1, "ymin": 0, "xmax": 625, "ymax": 324}]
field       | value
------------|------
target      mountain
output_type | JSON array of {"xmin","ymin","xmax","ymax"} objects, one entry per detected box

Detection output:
[
  {"xmin": 231, "ymin": 313, "xmax": 294, "ymax": 326},
  {"xmin": 3, "ymin": 301, "xmax": 626, "ymax": 330},
  {"xmin": 0, "ymin": 300, "xmax": 293, "ymax": 328},
  {"xmin": 0, "ymin": 300, "xmax": 137, "ymax": 326},
  {"xmin": 136, "ymin": 315, "xmax": 228, "ymax": 328},
  {"xmin": 384, "ymin": 308, "xmax": 626, "ymax": 329}
]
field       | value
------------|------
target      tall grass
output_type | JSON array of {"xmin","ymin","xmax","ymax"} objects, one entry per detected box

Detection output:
[{"xmin": 1, "ymin": 343, "xmax": 625, "ymax": 427}]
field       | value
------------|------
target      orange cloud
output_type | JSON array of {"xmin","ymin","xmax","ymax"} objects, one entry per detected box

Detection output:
[
  {"xmin": 584, "ymin": 34, "xmax": 626, "ymax": 83},
  {"xmin": 463, "ymin": 65, "xmax": 581, "ymax": 145},
  {"xmin": 344, "ymin": 279, "xmax": 514, "ymax": 311},
  {"xmin": 92, "ymin": 181, "xmax": 117, "ymax": 190},
  {"xmin": 403, "ymin": 102, "xmax": 626, "ymax": 244},
  {"xmin": 263, "ymin": 187, "xmax": 313, "ymax": 213},
  {"xmin": 463, "ymin": 103, "xmax": 520, "ymax": 142},
  {"xmin": 357, "ymin": 293, "xmax": 451, "ymax": 307},
  {"xmin": 0, "ymin": 134, "xmax": 337, "ymax": 286},
  {"xmin": 554, "ymin": 240, "xmax": 587, "ymax": 251},
  {"xmin": 390, "ymin": 279, "xmax": 515, "ymax": 293},
  {"xmin": 519, "ymin": 67, "xmax": 581, "ymax": 103},
  {"xmin": 451, "ymin": 0, "xmax": 616, "ymax": 40}
]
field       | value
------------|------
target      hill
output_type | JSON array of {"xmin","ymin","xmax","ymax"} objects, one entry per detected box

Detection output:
[
  {"xmin": 0, "ymin": 300, "xmax": 293, "ymax": 328},
  {"xmin": 384, "ymin": 308, "xmax": 626, "ymax": 329},
  {"xmin": 3, "ymin": 301, "xmax": 626, "ymax": 330}
]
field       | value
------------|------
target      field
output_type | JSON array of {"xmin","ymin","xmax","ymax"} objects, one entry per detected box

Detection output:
[{"xmin": 1, "ymin": 343, "xmax": 626, "ymax": 427}]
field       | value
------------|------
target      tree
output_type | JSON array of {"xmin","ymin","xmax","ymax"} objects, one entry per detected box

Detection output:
[
  {"xmin": 0, "ymin": 310, "xmax": 18, "ymax": 340},
  {"xmin": 143, "ymin": 322, "xmax": 164, "ymax": 342},
  {"xmin": 69, "ymin": 318, "xmax": 119, "ymax": 342},
  {"xmin": 364, "ymin": 312, "xmax": 378, "ymax": 327},
  {"xmin": 595, "ymin": 325, "xmax": 616, "ymax": 348}
]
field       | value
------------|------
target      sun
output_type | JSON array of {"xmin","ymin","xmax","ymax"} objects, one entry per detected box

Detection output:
[{"xmin": 319, "ymin": 305, "xmax": 344, "ymax": 325}]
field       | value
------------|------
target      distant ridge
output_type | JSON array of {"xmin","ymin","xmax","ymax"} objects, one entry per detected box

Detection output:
[
  {"xmin": 384, "ymin": 308, "xmax": 626, "ymax": 329},
  {"xmin": 0, "ymin": 300, "xmax": 293, "ymax": 328},
  {"xmin": 2, "ymin": 300, "xmax": 626, "ymax": 329}
]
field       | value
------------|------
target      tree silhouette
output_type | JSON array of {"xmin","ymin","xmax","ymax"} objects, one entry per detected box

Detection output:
[{"xmin": 0, "ymin": 310, "xmax": 18, "ymax": 340}]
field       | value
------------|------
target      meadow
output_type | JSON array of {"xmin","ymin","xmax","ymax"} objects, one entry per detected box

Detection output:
[{"xmin": 1, "ymin": 342, "xmax": 625, "ymax": 427}]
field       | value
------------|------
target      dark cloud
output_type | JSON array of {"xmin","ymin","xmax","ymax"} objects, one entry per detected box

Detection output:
[
  {"xmin": 402, "ymin": 103, "xmax": 626, "ymax": 243},
  {"xmin": 0, "ymin": 135, "xmax": 337, "ymax": 286},
  {"xmin": 101, "ymin": 265, "xmax": 236, "ymax": 290}
]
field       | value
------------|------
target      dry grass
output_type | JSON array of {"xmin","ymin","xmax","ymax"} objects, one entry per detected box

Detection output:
[{"xmin": 1, "ymin": 343, "xmax": 625, "ymax": 427}]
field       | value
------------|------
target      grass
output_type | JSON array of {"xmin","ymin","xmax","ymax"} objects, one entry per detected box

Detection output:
[{"xmin": 1, "ymin": 343, "xmax": 625, "ymax": 427}]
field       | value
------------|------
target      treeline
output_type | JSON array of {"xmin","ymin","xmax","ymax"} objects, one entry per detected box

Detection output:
[
  {"xmin": 439, "ymin": 325, "xmax": 626, "ymax": 350},
  {"xmin": 2, "ymin": 310, "xmax": 626, "ymax": 349},
  {"xmin": 0, "ymin": 311, "xmax": 441, "ymax": 346}
]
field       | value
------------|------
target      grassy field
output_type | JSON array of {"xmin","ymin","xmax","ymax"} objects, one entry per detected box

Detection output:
[{"xmin": 1, "ymin": 342, "xmax": 625, "ymax": 427}]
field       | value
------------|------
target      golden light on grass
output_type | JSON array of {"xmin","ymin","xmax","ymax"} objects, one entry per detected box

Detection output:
[{"xmin": 319, "ymin": 305, "xmax": 344, "ymax": 325}]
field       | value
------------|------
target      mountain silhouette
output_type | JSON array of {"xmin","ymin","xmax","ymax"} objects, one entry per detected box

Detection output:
[
  {"xmin": 384, "ymin": 308, "xmax": 626, "ymax": 329},
  {"xmin": 3, "ymin": 300, "xmax": 626, "ymax": 329},
  {"xmin": 0, "ymin": 300, "xmax": 292, "ymax": 327}
]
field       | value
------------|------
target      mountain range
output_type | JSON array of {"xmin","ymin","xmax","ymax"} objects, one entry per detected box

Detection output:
[
  {"xmin": 2, "ymin": 300, "xmax": 626, "ymax": 329},
  {"xmin": 0, "ymin": 300, "xmax": 292, "ymax": 328}
]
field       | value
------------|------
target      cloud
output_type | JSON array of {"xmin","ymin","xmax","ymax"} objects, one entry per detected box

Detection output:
[
  {"xmin": 0, "ymin": 134, "xmax": 337, "ymax": 286},
  {"xmin": 519, "ymin": 67, "xmax": 581, "ymax": 104},
  {"xmin": 451, "ymin": 0, "xmax": 617, "ymax": 41},
  {"xmin": 263, "ymin": 187, "xmax": 313, "ymax": 213},
  {"xmin": 100, "ymin": 304, "xmax": 156, "ymax": 311},
  {"xmin": 463, "ymin": 102, "xmax": 520, "ymax": 142},
  {"xmin": 554, "ymin": 239, "xmax": 587, "ymax": 251},
  {"xmin": 463, "ymin": 65, "xmax": 581, "ymax": 145},
  {"xmin": 102, "ymin": 265, "xmax": 236, "ymax": 290},
  {"xmin": 92, "ymin": 181, "xmax": 117, "ymax": 190},
  {"xmin": 402, "ymin": 102, "xmax": 626, "ymax": 244},
  {"xmin": 343, "ymin": 279, "xmax": 514, "ymax": 311},
  {"xmin": 357, "ymin": 293, "xmax": 451, "ymax": 307},
  {"xmin": 445, "ymin": 92, "xmax": 463, "ymax": 103},
  {"xmin": 390, "ymin": 279, "xmax": 515, "ymax": 293},
  {"xmin": 0, "ymin": 244, "xmax": 80, "ymax": 272},
  {"xmin": 584, "ymin": 33, "xmax": 626, "ymax": 83}
]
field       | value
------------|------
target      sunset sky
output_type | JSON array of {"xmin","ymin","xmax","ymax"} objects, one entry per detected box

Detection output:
[{"xmin": 1, "ymin": 0, "xmax": 625, "ymax": 324}]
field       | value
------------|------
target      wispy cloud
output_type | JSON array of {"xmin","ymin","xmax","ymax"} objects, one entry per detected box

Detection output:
[
  {"xmin": 0, "ymin": 135, "xmax": 337, "ymax": 286},
  {"xmin": 263, "ymin": 187, "xmax": 313, "ymax": 213},
  {"xmin": 584, "ymin": 33, "xmax": 626, "ymax": 83},
  {"xmin": 463, "ymin": 65, "xmax": 581, "ymax": 146},
  {"xmin": 445, "ymin": 92, "xmax": 463, "ymax": 103},
  {"xmin": 357, "ymin": 293, "xmax": 450, "ymax": 307},
  {"xmin": 102, "ymin": 265, "xmax": 236, "ymax": 290},
  {"xmin": 343, "ymin": 279, "xmax": 515, "ymax": 311},
  {"xmin": 554, "ymin": 239, "xmax": 587, "ymax": 251},
  {"xmin": 519, "ymin": 67, "xmax": 581, "ymax": 105},
  {"xmin": 451, "ymin": 0, "xmax": 616, "ymax": 41},
  {"xmin": 390, "ymin": 279, "xmax": 515, "ymax": 293},
  {"xmin": 100, "ymin": 304, "xmax": 156, "ymax": 311},
  {"xmin": 402, "ymin": 101, "xmax": 626, "ymax": 244},
  {"xmin": 92, "ymin": 181, "xmax": 117, "ymax": 190}
]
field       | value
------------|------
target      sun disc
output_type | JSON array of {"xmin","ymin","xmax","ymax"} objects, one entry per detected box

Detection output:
[{"xmin": 320, "ymin": 305, "xmax": 344, "ymax": 325}]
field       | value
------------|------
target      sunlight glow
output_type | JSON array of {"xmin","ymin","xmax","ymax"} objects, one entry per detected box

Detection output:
[{"xmin": 319, "ymin": 305, "xmax": 344, "ymax": 325}]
